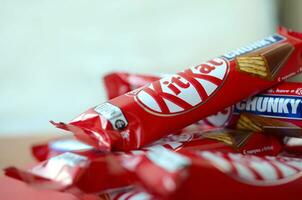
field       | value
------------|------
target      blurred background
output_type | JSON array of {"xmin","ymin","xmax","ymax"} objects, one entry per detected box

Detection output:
[{"xmin": 0, "ymin": 0, "xmax": 301, "ymax": 168}]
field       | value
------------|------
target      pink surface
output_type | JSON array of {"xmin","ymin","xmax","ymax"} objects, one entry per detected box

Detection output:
[{"xmin": 0, "ymin": 176, "xmax": 79, "ymax": 200}]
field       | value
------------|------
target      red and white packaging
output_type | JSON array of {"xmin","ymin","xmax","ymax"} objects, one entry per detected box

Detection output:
[
  {"xmin": 7, "ymin": 126, "xmax": 282, "ymax": 193},
  {"xmin": 5, "ymin": 151, "xmax": 130, "ymax": 193},
  {"xmin": 32, "ymin": 138, "xmax": 94, "ymax": 161},
  {"xmin": 104, "ymin": 73, "xmax": 302, "ymax": 131},
  {"xmin": 31, "ymin": 125, "xmax": 283, "ymax": 162},
  {"xmin": 121, "ymin": 148, "xmax": 302, "ymax": 200},
  {"xmin": 284, "ymin": 137, "xmax": 302, "ymax": 154},
  {"xmin": 52, "ymin": 27, "xmax": 302, "ymax": 151}
]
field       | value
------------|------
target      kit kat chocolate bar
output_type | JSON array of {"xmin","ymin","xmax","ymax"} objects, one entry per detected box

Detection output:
[
  {"xmin": 121, "ymin": 148, "xmax": 302, "ymax": 200},
  {"xmin": 52, "ymin": 27, "xmax": 302, "ymax": 151},
  {"xmin": 104, "ymin": 74, "xmax": 302, "ymax": 137}
]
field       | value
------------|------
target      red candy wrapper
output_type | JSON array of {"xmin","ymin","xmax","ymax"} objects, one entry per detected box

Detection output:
[
  {"xmin": 148, "ymin": 128, "xmax": 283, "ymax": 156},
  {"xmin": 122, "ymin": 148, "xmax": 302, "ymax": 200},
  {"xmin": 31, "ymin": 127, "xmax": 283, "ymax": 162},
  {"xmin": 32, "ymin": 138, "xmax": 94, "ymax": 161},
  {"xmin": 30, "ymin": 126, "xmax": 208, "ymax": 162},
  {"xmin": 52, "ymin": 27, "xmax": 302, "ymax": 151},
  {"xmin": 6, "ymin": 151, "xmax": 129, "ymax": 193},
  {"xmin": 8, "ymin": 126, "xmax": 282, "ymax": 193},
  {"xmin": 104, "ymin": 73, "xmax": 302, "ymax": 134}
]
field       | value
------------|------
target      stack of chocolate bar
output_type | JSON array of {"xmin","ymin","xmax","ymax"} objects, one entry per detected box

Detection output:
[{"xmin": 3, "ymin": 27, "xmax": 302, "ymax": 200}]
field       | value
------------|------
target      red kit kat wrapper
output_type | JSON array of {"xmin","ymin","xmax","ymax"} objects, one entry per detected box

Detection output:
[
  {"xmin": 121, "ymin": 148, "xmax": 302, "ymax": 200},
  {"xmin": 7, "ymin": 127, "xmax": 282, "ymax": 193},
  {"xmin": 104, "ymin": 74, "xmax": 302, "ymax": 135},
  {"xmin": 52, "ymin": 27, "xmax": 302, "ymax": 151}
]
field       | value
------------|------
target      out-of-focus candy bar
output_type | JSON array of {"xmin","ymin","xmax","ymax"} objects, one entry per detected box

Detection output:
[
  {"xmin": 5, "ymin": 151, "xmax": 129, "ymax": 193},
  {"xmin": 32, "ymin": 126, "xmax": 283, "ymax": 161},
  {"xmin": 236, "ymin": 112, "xmax": 302, "ymax": 137},
  {"xmin": 162, "ymin": 128, "xmax": 283, "ymax": 156},
  {"xmin": 284, "ymin": 137, "xmax": 302, "ymax": 154},
  {"xmin": 32, "ymin": 138, "xmax": 94, "ymax": 161},
  {"xmin": 121, "ymin": 148, "xmax": 302, "ymax": 200},
  {"xmin": 7, "ymin": 126, "xmax": 282, "ymax": 193}
]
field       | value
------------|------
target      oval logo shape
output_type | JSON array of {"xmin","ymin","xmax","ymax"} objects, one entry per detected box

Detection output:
[
  {"xmin": 199, "ymin": 151, "xmax": 302, "ymax": 186},
  {"xmin": 135, "ymin": 58, "xmax": 229, "ymax": 115}
]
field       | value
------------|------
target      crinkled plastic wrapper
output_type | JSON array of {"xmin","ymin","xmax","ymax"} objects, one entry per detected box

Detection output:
[
  {"xmin": 52, "ymin": 28, "xmax": 302, "ymax": 151},
  {"xmin": 7, "ymin": 126, "xmax": 282, "ymax": 193},
  {"xmin": 121, "ymin": 148, "xmax": 302, "ymax": 200}
]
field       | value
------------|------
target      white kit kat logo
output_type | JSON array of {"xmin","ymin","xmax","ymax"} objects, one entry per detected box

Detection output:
[
  {"xmin": 135, "ymin": 58, "xmax": 229, "ymax": 115},
  {"xmin": 200, "ymin": 151, "xmax": 302, "ymax": 185}
]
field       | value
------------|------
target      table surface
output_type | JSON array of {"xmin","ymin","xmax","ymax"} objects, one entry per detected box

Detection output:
[{"xmin": 0, "ymin": 134, "xmax": 58, "ymax": 172}]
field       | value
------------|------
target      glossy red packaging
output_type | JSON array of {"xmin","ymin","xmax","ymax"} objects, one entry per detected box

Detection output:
[
  {"xmin": 7, "ymin": 127, "xmax": 282, "ymax": 193},
  {"xmin": 32, "ymin": 138, "xmax": 94, "ymax": 161},
  {"xmin": 30, "ymin": 125, "xmax": 210, "ymax": 162},
  {"xmin": 121, "ymin": 148, "xmax": 302, "ymax": 200},
  {"xmin": 104, "ymin": 73, "xmax": 302, "ymax": 133},
  {"xmin": 5, "ymin": 151, "xmax": 128, "ymax": 193},
  {"xmin": 52, "ymin": 27, "xmax": 302, "ymax": 151},
  {"xmin": 31, "ymin": 127, "xmax": 283, "ymax": 162}
]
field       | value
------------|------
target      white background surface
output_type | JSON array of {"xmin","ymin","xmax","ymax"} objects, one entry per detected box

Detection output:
[{"xmin": 0, "ymin": 0, "xmax": 286, "ymax": 135}]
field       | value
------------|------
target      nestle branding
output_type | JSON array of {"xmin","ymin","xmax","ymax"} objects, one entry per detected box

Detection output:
[
  {"xmin": 234, "ymin": 95, "xmax": 302, "ymax": 119},
  {"xmin": 222, "ymin": 34, "xmax": 285, "ymax": 60}
]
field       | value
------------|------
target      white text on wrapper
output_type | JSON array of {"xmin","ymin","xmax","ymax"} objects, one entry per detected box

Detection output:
[{"xmin": 135, "ymin": 58, "xmax": 229, "ymax": 115}]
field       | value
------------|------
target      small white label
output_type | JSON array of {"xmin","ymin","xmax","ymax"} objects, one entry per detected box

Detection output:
[
  {"xmin": 147, "ymin": 146, "xmax": 191, "ymax": 172},
  {"xmin": 49, "ymin": 152, "xmax": 88, "ymax": 167},
  {"xmin": 50, "ymin": 139, "xmax": 93, "ymax": 152},
  {"xmin": 95, "ymin": 103, "xmax": 128, "ymax": 130}
]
